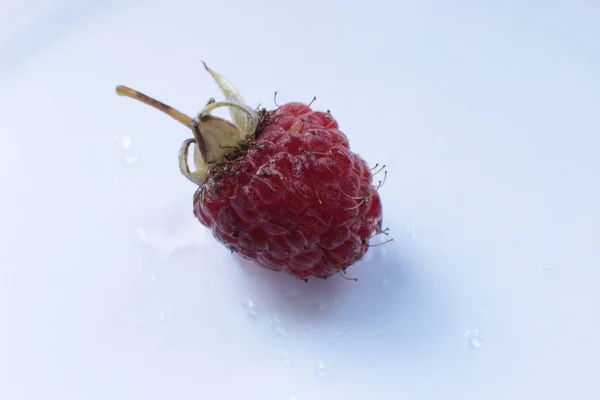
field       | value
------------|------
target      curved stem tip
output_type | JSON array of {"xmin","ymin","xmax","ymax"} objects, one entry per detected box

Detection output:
[{"xmin": 116, "ymin": 85, "xmax": 193, "ymax": 129}]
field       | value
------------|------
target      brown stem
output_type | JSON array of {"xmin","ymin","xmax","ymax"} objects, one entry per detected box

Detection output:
[{"xmin": 115, "ymin": 85, "xmax": 193, "ymax": 129}]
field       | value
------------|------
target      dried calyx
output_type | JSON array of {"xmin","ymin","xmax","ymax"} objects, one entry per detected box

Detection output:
[{"xmin": 116, "ymin": 62, "xmax": 259, "ymax": 185}]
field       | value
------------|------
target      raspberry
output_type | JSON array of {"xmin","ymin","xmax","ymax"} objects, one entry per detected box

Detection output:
[{"xmin": 116, "ymin": 63, "xmax": 386, "ymax": 280}]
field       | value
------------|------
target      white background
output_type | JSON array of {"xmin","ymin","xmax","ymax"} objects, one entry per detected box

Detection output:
[{"xmin": 1, "ymin": 1, "xmax": 599, "ymax": 399}]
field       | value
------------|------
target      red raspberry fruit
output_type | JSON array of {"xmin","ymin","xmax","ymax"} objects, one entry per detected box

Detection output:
[{"xmin": 116, "ymin": 63, "xmax": 387, "ymax": 280}]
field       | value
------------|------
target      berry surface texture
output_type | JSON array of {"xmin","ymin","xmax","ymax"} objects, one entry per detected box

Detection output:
[
  {"xmin": 195, "ymin": 103, "xmax": 383, "ymax": 279},
  {"xmin": 117, "ymin": 64, "xmax": 384, "ymax": 280}
]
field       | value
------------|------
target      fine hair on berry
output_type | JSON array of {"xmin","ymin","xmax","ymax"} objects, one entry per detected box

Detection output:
[{"xmin": 116, "ymin": 63, "xmax": 387, "ymax": 280}]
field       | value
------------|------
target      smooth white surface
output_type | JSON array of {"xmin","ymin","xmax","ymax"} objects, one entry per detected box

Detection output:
[{"xmin": 1, "ymin": 1, "xmax": 599, "ymax": 399}]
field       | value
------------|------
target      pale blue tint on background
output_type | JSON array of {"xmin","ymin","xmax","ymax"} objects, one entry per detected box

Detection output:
[{"xmin": 1, "ymin": 1, "xmax": 599, "ymax": 399}]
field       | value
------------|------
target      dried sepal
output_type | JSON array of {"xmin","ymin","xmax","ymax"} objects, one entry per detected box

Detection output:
[
  {"xmin": 202, "ymin": 62, "xmax": 253, "ymax": 135},
  {"xmin": 116, "ymin": 62, "xmax": 260, "ymax": 186}
]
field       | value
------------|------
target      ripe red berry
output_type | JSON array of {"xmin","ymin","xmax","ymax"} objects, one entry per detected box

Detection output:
[{"xmin": 116, "ymin": 63, "xmax": 386, "ymax": 280}]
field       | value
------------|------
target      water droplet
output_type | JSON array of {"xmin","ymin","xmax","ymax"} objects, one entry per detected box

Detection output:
[
  {"xmin": 336, "ymin": 330, "xmax": 345, "ymax": 337},
  {"xmin": 242, "ymin": 299, "xmax": 258, "ymax": 317},
  {"xmin": 112, "ymin": 134, "xmax": 132, "ymax": 149},
  {"xmin": 383, "ymin": 277, "xmax": 389, "ymax": 286},
  {"xmin": 311, "ymin": 298, "xmax": 338, "ymax": 314},
  {"xmin": 124, "ymin": 155, "xmax": 137, "ymax": 164},
  {"xmin": 121, "ymin": 135, "xmax": 132, "ymax": 149},
  {"xmin": 137, "ymin": 227, "xmax": 148, "ymax": 242},
  {"xmin": 464, "ymin": 329, "xmax": 483, "ymax": 349},
  {"xmin": 278, "ymin": 349, "xmax": 289, "ymax": 357},
  {"xmin": 277, "ymin": 349, "xmax": 291, "ymax": 365},
  {"xmin": 290, "ymin": 396, "xmax": 297, "ymax": 400},
  {"xmin": 405, "ymin": 223, "xmax": 414, "ymax": 238},
  {"xmin": 269, "ymin": 317, "xmax": 286, "ymax": 337},
  {"xmin": 157, "ymin": 309, "xmax": 169, "ymax": 331},
  {"xmin": 315, "ymin": 360, "xmax": 327, "ymax": 378},
  {"xmin": 136, "ymin": 219, "xmax": 209, "ymax": 257}
]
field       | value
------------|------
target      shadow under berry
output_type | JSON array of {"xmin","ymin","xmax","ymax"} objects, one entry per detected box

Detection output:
[{"xmin": 234, "ymin": 233, "xmax": 458, "ymax": 365}]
